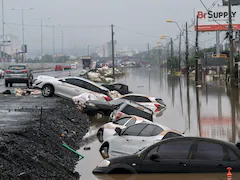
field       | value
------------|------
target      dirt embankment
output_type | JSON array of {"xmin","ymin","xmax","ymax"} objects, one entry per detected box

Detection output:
[{"xmin": 0, "ymin": 96, "xmax": 90, "ymax": 180}]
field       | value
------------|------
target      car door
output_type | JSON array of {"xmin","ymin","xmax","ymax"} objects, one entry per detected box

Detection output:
[
  {"xmin": 140, "ymin": 139, "xmax": 193, "ymax": 173},
  {"xmin": 188, "ymin": 140, "xmax": 229, "ymax": 173},
  {"xmin": 57, "ymin": 78, "xmax": 79, "ymax": 98},
  {"xmin": 125, "ymin": 124, "xmax": 164, "ymax": 154},
  {"xmin": 117, "ymin": 124, "xmax": 148, "ymax": 155},
  {"xmin": 228, "ymin": 147, "xmax": 240, "ymax": 171}
]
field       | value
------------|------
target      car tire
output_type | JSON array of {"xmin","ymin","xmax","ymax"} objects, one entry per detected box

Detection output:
[
  {"xmin": 95, "ymin": 111, "xmax": 105, "ymax": 121},
  {"xmin": 100, "ymin": 143, "xmax": 109, "ymax": 159},
  {"xmin": 97, "ymin": 129, "xmax": 104, "ymax": 143},
  {"xmin": 5, "ymin": 81, "xmax": 8, "ymax": 87},
  {"xmin": 42, "ymin": 84, "xmax": 54, "ymax": 97},
  {"xmin": 10, "ymin": 83, "xmax": 13, "ymax": 87}
]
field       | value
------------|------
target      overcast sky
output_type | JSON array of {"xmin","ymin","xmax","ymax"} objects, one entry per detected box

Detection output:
[{"xmin": 1, "ymin": 0, "xmax": 222, "ymax": 54}]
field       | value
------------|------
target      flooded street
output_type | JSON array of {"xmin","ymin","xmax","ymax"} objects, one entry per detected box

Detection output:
[{"xmin": 75, "ymin": 67, "xmax": 240, "ymax": 180}]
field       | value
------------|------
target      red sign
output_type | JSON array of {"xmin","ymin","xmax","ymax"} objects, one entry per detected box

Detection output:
[{"xmin": 195, "ymin": 24, "xmax": 240, "ymax": 32}]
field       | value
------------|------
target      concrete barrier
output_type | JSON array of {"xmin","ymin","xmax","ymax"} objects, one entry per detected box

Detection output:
[{"xmin": 1, "ymin": 63, "xmax": 67, "ymax": 70}]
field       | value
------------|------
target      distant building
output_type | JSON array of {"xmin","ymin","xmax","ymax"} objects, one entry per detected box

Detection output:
[
  {"xmin": 96, "ymin": 41, "xmax": 117, "ymax": 58},
  {"xmin": 117, "ymin": 47, "xmax": 138, "ymax": 57},
  {"xmin": 0, "ymin": 35, "xmax": 21, "ymax": 56}
]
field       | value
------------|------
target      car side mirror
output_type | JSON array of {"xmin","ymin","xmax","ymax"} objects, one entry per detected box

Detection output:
[
  {"xmin": 150, "ymin": 154, "xmax": 160, "ymax": 162},
  {"xmin": 59, "ymin": 79, "xmax": 66, "ymax": 82},
  {"xmin": 115, "ymin": 127, "xmax": 122, "ymax": 136}
]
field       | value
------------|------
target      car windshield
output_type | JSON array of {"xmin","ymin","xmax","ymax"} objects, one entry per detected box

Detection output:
[{"xmin": 8, "ymin": 65, "xmax": 26, "ymax": 70}]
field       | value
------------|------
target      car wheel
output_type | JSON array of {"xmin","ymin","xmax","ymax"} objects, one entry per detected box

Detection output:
[
  {"xmin": 42, "ymin": 85, "xmax": 54, "ymax": 97},
  {"xmin": 10, "ymin": 83, "xmax": 13, "ymax": 87},
  {"xmin": 97, "ymin": 129, "xmax": 104, "ymax": 143},
  {"xmin": 95, "ymin": 111, "xmax": 105, "ymax": 121},
  {"xmin": 5, "ymin": 81, "xmax": 8, "ymax": 87},
  {"xmin": 100, "ymin": 143, "xmax": 109, "ymax": 159}
]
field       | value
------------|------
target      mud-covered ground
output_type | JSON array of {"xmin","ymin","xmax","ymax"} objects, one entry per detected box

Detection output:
[{"xmin": 0, "ymin": 94, "xmax": 90, "ymax": 180}]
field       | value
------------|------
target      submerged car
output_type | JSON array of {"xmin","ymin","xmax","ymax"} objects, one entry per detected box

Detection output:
[
  {"xmin": 94, "ymin": 137, "xmax": 240, "ymax": 174},
  {"xmin": 99, "ymin": 122, "xmax": 183, "ymax": 159},
  {"xmin": 116, "ymin": 94, "xmax": 166, "ymax": 113},
  {"xmin": 110, "ymin": 101, "xmax": 153, "ymax": 122},
  {"xmin": 101, "ymin": 83, "xmax": 133, "ymax": 95},
  {"xmin": 5, "ymin": 64, "xmax": 33, "ymax": 87},
  {"xmin": 81, "ymin": 99, "xmax": 126, "ymax": 120},
  {"xmin": 97, "ymin": 115, "xmax": 150, "ymax": 143},
  {"xmin": 33, "ymin": 76, "xmax": 112, "ymax": 100}
]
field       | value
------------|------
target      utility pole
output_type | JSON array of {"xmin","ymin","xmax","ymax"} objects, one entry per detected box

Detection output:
[
  {"xmin": 88, "ymin": 45, "xmax": 90, "ymax": 56},
  {"xmin": 186, "ymin": 22, "xmax": 189, "ymax": 80},
  {"xmin": 147, "ymin": 43, "xmax": 150, "ymax": 65},
  {"xmin": 1, "ymin": 0, "xmax": 5, "ymax": 69},
  {"xmin": 13, "ymin": 8, "xmax": 33, "ymax": 62},
  {"xmin": 228, "ymin": 0, "xmax": 235, "ymax": 86},
  {"xmin": 111, "ymin": 25, "xmax": 115, "ymax": 80},
  {"xmin": 52, "ymin": 25, "xmax": 55, "ymax": 61},
  {"xmin": 61, "ymin": 30, "xmax": 64, "ymax": 55},
  {"xmin": 179, "ymin": 32, "xmax": 182, "ymax": 72},
  {"xmin": 170, "ymin": 38, "xmax": 174, "ymax": 59},
  {"xmin": 195, "ymin": 15, "xmax": 200, "ymax": 85}
]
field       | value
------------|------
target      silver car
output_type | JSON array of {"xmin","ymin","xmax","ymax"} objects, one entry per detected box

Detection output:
[
  {"xmin": 5, "ymin": 64, "xmax": 33, "ymax": 87},
  {"xmin": 33, "ymin": 76, "xmax": 112, "ymax": 100}
]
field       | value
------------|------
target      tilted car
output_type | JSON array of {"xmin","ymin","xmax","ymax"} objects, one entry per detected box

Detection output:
[
  {"xmin": 97, "ymin": 115, "xmax": 150, "ymax": 143},
  {"xmin": 101, "ymin": 83, "xmax": 133, "ymax": 95},
  {"xmin": 5, "ymin": 64, "xmax": 33, "ymax": 87},
  {"xmin": 99, "ymin": 122, "xmax": 183, "ymax": 159},
  {"xmin": 110, "ymin": 101, "xmax": 153, "ymax": 122},
  {"xmin": 81, "ymin": 99, "xmax": 126, "ymax": 120},
  {"xmin": 116, "ymin": 94, "xmax": 166, "ymax": 113},
  {"xmin": 94, "ymin": 137, "xmax": 240, "ymax": 174},
  {"xmin": 33, "ymin": 76, "xmax": 112, "ymax": 100}
]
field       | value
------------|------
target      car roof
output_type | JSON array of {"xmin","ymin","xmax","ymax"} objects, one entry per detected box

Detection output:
[
  {"xmin": 152, "ymin": 136, "xmax": 237, "ymax": 147},
  {"xmin": 61, "ymin": 76, "xmax": 109, "ymax": 91},
  {"xmin": 121, "ymin": 93, "xmax": 155, "ymax": 99}
]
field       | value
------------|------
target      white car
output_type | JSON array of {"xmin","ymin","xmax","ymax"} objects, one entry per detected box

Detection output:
[
  {"xmin": 33, "ymin": 76, "xmax": 112, "ymax": 100},
  {"xmin": 99, "ymin": 122, "xmax": 183, "ymax": 159},
  {"xmin": 97, "ymin": 115, "xmax": 150, "ymax": 143},
  {"xmin": 0, "ymin": 69, "xmax": 4, "ymax": 79},
  {"xmin": 116, "ymin": 94, "xmax": 166, "ymax": 113},
  {"xmin": 71, "ymin": 64, "xmax": 77, "ymax": 69}
]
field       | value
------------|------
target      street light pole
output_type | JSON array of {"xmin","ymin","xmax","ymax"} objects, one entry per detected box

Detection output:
[
  {"xmin": 62, "ymin": 29, "xmax": 64, "ymax": 55},
  {"xmin": 1, "ymin": 0, "xmax": 5, "ymax": 68},
  {"xmin": 228, "ymin": 0, "xmax": 234, "ymax": 86},
  {"xmin": 12, "ymin": 8, "xmax": 33, "ymax": 62},
  {"xmin": 53, "ymin": 25, "xmax": 55, "ymax": 60}
]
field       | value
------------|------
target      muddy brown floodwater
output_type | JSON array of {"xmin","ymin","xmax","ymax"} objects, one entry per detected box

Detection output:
[{"xmin": 75, "ymin": 67, "xmax": 240, "ymax": 180}]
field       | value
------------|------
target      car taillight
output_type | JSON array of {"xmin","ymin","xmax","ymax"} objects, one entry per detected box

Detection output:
[
  {"xmin": 22, "ymin": 70, "xmax": 28, "ymax": 73},
  {"xmin": 5, "ymin": 70, "xmax": 11, "ymax": 73},
  {"xmin": 103, "ymin": 96, "xmax": 111, "ymax": 101},
  {"xmin": 154, "ymin": 104, "xmax": 161, "ymax": 112},
  {"xmin": 116, "ymin": 112, "xmax": 122, "ymax": 120}
]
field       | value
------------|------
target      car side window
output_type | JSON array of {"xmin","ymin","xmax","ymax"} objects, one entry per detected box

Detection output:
[
  {"xmin": 162, "ymin": 132, "xmax": 183, "ymax": 139},
  {"xmin": 145, "ymin": 146, "xmax": 159, "ymax": 160},
  {"xmin": 122, "ymin": 123, "xmax": 147, "ymax": 136},
  {"xmin": 134, "ymin": 96, "xmax": 151, "ymax": 102},
  {"xmin": 83, "ymin": 82, "xmax": 101, "ymax": 92},
  {"xmin": 65, "ymin": 79, "xmax": 82, "ymax": 86},
  {"xmin": 125, "ymin": 118, "xmax": 136, "ymax": 127},
  {"xmin": 157, "ymin": 140, "xmax": 192, "ymax": 159},
  {"xmin": 195, "ymin": 141, "xmax": 224, "ymax": 161},
  {"xmin": 121, "ymin": 96, "xmax": 135, "ymax": 101},
  {"xmin": 114, "ymin": 117, "xmax": 130, "ymax": 125},
  {"xmin": 139, "ymin": 125, "xmax": 163, "ymax": 136},
  {"xmin": 113, "ymin": 84, "xmax": 122, "ymax": 90},
  {"xmin": 228, "ymin": 148, "xmax": 239, "ymax": 161}
]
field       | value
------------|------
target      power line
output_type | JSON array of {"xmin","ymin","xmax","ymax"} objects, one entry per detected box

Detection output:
[
  {"xmin": 114, "ymin": 25, "xmax": 159, "ymax": 38},
  {"xmin": 5, "ymin": 22, "xmax": 110, "ymax": 29}
]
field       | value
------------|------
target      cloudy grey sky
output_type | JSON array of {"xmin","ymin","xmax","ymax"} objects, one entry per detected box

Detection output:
[{"xmin": 1, "ymin": 0, "xmax": 221, "ymax": 54}]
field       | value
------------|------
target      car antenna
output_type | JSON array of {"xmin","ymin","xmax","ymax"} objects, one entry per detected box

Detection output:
[{"xmin": 183, "ymin": 128, "xmax": 188, "ymax": 135}]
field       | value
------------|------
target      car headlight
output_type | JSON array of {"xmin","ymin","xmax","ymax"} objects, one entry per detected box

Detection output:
[
  {"xmin": 97, "ymin": 160, "xmax": 110, "ymax": 168},
  {"xmin": 88, "ymin": 103, "xmax": 96, "ymax": 107}
]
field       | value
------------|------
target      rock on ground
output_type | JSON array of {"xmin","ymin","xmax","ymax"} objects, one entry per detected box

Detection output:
[{"xmin": 0, "ymin": 95, "xmax": 90, "ymax": 180}]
